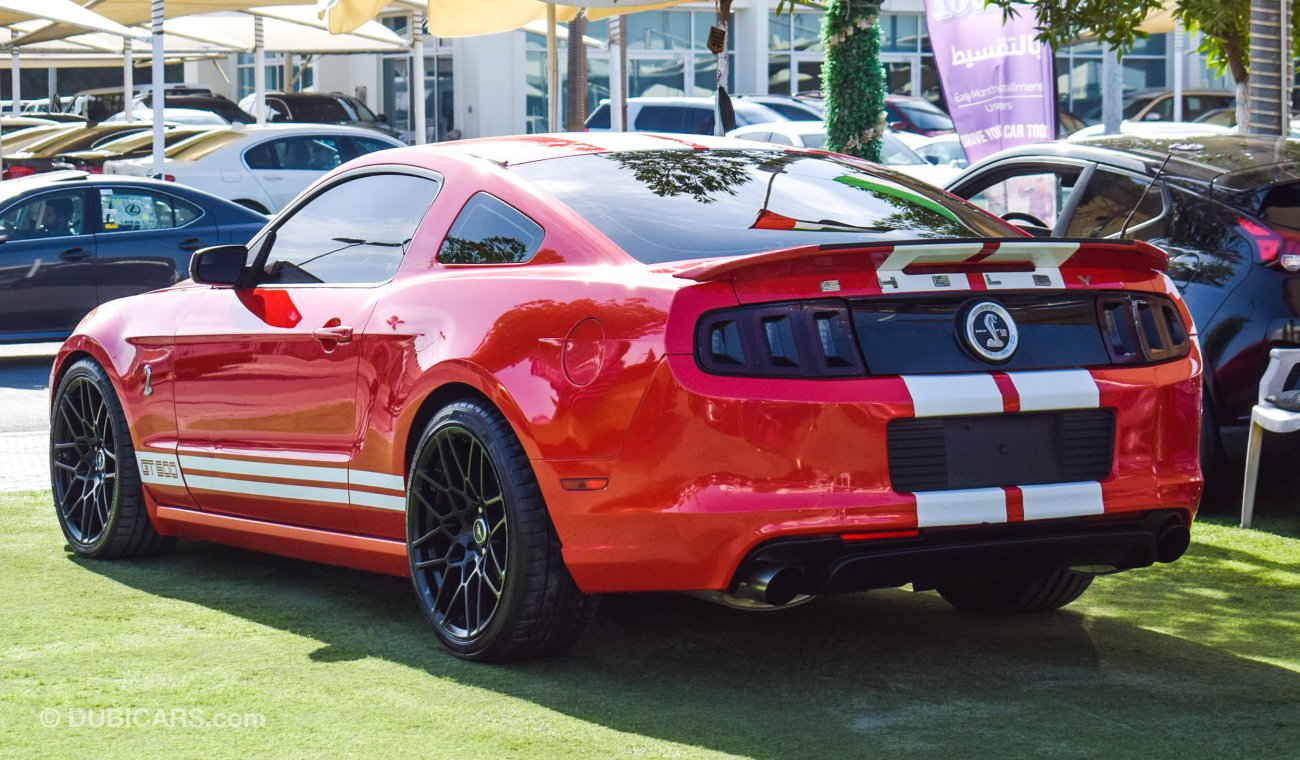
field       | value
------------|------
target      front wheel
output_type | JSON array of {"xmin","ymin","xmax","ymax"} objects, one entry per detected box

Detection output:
[
  {"xmin": 937, "ymin": 568, "xmax": 1093, "ymax": 614},
  {"xmin": 406, "ymin": 399, "xmax": 596, "ymax": 661},
  {"xmin": 50, "ymin": 358, "xmax": 172, "ymax": 559}
]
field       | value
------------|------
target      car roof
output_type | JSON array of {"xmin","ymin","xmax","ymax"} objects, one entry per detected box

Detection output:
[
  {"xmin": 969, "ymin": 134, "xmax": 1300, "ymax": 208},
  {"xmin": 414, "ymin": 132, "xmax": 785, "ymax": 167},
  {"xmin": 732, "ymin": 121, "xmax": 824, "ymax": 137},
  {"xmin": 0, "ymin": 170, "xmax": 217, "ymax": 202}
]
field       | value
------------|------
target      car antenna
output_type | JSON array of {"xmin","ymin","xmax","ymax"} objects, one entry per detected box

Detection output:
[{"xmin": 1120, "ymin": 142, "xmax": 1204, "ymax": 239}]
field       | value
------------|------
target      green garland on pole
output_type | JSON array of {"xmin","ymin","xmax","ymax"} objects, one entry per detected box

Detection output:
[{"xmin": 822, "ymin": 0, "xmax": 886, "ymax": 161}]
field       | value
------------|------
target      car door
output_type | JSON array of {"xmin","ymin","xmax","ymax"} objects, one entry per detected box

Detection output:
[
  {"xmin": 245, "ymin": 134, "xmax": 347, "ymax": 211},
  {"xmin": 92, "ymin": 185, "xmax": 220, "ymax": 305},
  {"xmin": 0, "ymin": 187, "xmax": 97, "ymax": 341},
  {"xmin": 172, "ymin": 170, "xmax": 442, "ymax": 531},
  {"xmin": 949, "ymin": 161, "xmax": 1093, "ymax": 236}
]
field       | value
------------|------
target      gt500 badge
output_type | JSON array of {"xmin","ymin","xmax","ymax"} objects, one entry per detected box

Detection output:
[
  {"xmin": 136, "ymin": 452, "xmax": 186, "ymax": 486},
  {"xmin": 962, "ymin": 301, "xmax": 1018, "ymax": 363}
]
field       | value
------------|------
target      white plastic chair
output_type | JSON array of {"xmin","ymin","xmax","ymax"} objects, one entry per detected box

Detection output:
[{"xmin": 1240, "ymin": 348, "xmax": 1300, "ymax": 528}]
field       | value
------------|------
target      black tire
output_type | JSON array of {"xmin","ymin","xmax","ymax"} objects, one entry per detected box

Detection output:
[
  {"xmin": 50, "ymin": 358, "xmax": 173, "ymax": 559},
  {"xmin": 406, "ymin": 399, "xmax": 597, "ymax": 661},
  {"xmin": 937, "ymin": 569, "xmax": 1093, "ymax": 614}
]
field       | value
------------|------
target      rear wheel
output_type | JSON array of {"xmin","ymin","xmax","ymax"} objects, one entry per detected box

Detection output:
[
  {"xmin": 50, "ymin": 358, "xmax": 172, "ymax": 559},
  {"xmin": 406, "ymin": 399, "xmax": 596, "ymax": 661},
  {"xmin": 937, "ymin": 569, "xmax": 1093, "ymax": 614}
]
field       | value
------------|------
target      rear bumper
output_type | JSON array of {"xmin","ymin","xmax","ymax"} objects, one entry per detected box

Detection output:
[
  {"xmin": 536, "ymin": 354, "xmax": 1202, "ymax": 595},
  {"xmin": 734, "ymin": 510, "xmax": 1189, "ymax": 598}
]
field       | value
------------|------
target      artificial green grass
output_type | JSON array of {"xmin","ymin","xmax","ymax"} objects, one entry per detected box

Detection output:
[{"xmin": 1, "ymin": 490, "xmax": 1297, "ymax": 759}]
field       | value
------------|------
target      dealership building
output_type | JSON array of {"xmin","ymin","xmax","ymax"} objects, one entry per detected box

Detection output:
[{"xmin": 185, "ymin": 0, "xmax": 1232, "ymax": 143}]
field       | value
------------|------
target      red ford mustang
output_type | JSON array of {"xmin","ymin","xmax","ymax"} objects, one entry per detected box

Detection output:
[{"xmin": 49, "ymin": 133, "xmax": 1202, "ymax": 661}]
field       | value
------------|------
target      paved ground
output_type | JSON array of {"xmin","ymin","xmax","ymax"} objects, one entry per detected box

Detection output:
[{"xmin": 0, "ymin": 344, "xmax": 59, "ymax": 493}]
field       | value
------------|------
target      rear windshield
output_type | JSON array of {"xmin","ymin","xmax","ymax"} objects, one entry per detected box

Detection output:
[
  {"xmin": 512, "ymin": 149, "xmax": 1008, "ymax": 264},
  {"xmin": 896, "ymin": 102, "xmax": 953, "ymax": 131}
]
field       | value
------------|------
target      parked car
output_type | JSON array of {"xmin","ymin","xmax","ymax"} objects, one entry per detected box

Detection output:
[
  {"xmin": 1083, "ymin": 89, "xmax": 1235, "ymax": 123},
  {"xmin": 68, "ymin": 83, "xmax": 214, "ymax": 123},
  {"xmin": 1068, "ymin": 120, "xmax": 1233, "ymax": 141},
  {"xmin": 908, "ymin": 133, "xmax": 968, "ymax": 169},
  {"xmin": 104, "ymin": 124, "xmax": 404, "ymax": 213},
  {"xmin": 54, "ymin": 126, "xmax": 217, "ymax": 173},
  {"xmin": 0, "ymin": 171, "xmax": 265, "ymax": 344},
  {"xmin": 584, "ymin": 96, "xmax": 788, "ymax": 134},
  {"xmin": 3, "ymin": 124, "xmax": 158, "ymax": 180},
  {"xmin": 238, "ymin": 91, "xmax": 401, "ymax": 139},
  {"xmin": 1, "ymin": 124, "xmax": 73, "ymax": 154},
  {"xmin": 727, "ymin": 122, "xmax": 963, "ymax": 185},
  {"xmin": 137, "ymin": 94, "xmax": 254, "ymax": 125},
  {"xmin": 946, "ymin": 134, "xmax": 1300, "ymax": 468},
  {"xmin": 104, "ymin": 108, "xmax": 232, "ymax": 127},
  {"xmin": 51, "ymin": 132, "xmax": 1199, "ymax": 662},
  {"xmin": 0, "ymin": 116, "xmax": 57, "ymax": 133},
  {"xmin": 734, "ymin": 94, "xmax": 824, "ymax": 121},
  {"xmin": 793, "ymin": 93, "xmax": 957, "ymax": 137}
]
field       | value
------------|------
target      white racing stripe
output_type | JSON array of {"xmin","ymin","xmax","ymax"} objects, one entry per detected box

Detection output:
[
  {"xmin": 179, "ymin": 453, "xmax": 349, "ymax": 484},
  {"xmin": 1008, "ymin": 370, "xmax": 1100, "ymax": 411},
  {"xmin": 141, "ymin": 448, "xmax": 406, "ymax": 510},
  {"xmin": 914, "ymin": 488, "xmax": 1007, "ymax": 528},
  {"xmin": 1020, "ymin": 481, "xmax": 1105, "ymax": 521},
  {"xmin": 902, "ymin": 374, "xmax": 1004, "ymax": 417}
]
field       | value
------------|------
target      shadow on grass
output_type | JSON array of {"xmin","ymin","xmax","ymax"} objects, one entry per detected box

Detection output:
[{"xmin": 73, "ymin": 536, "xmax": 1300, "ymax": 758}]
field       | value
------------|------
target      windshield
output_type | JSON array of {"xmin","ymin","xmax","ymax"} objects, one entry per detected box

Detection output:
[
  {"xmin": 286, "ymin": 98, "xmax": 352, "ymax": 122},
  {"xmin": 512, "ymin": 149, "xmax": 1008, "ymax": 264},
  {"xmin": 880, "ymin": 133, "xmax": 925, "ymax": 165}
]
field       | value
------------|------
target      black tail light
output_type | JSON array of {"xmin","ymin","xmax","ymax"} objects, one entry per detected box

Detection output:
[
  {"xmin": 696, "ymin": 300, "xmax": 866, "ymax": 377},
  {"xmin": 1096, "ymin": 294, "xmax": 1190, "ymax": 364}
]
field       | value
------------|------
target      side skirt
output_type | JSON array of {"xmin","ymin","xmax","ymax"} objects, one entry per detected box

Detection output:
[{"xmin": 153, "ymin": 505, "xmax": 410, "ymax": 578}]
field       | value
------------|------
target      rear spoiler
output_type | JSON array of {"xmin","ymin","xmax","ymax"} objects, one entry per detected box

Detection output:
[{"xmin": 670, "ymin": 238, "xmax": 1169, "ymax": 285}]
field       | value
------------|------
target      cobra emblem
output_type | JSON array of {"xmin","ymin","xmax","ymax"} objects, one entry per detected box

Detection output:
[{"xmin": 983, "ymin": 312, "xmax": 1005, "ymax": 348}]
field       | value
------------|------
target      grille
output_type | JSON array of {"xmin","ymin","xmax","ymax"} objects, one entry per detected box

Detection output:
[{"xmin": 887, "ymin": 410, "xmax": 1115, "ymax": 493}]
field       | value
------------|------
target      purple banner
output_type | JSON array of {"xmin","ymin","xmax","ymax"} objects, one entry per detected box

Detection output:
[{"xmin": 923, "ymin": 1, "xmax": 1056, "ymax": 162}]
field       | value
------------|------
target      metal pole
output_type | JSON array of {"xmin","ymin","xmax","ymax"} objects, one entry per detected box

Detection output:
[
  {"xmin": 413, "ymin": 10, "xmax": 427, "ymax": 144},
  {"xmin": 546, "ymin": 3, "xmax": 559, "ymax": 132},
  {"xmin": 123, "ymin": 37, "xmax": 135, "ymax": 121},
  {"xmin": 254, "ymin": 15, "xmax": 266, "ymax": 125},
  {"xmin": 47, "ymin": 66, "xmax": 55, "ymax": 107},
  {"xmin": 283, "ymin": 53, "xmax": 293, "ymax": 93},
  {"xmin": 609, "ymin": 15, "xmax": 624, "ymax": 131},
  {"xmin": 1173, "ymin": 24, "xmax": 1184, "ymax": 122},
  {"xmin": 150, "ymin": 0, "xmax": 165, "ymax": 177},
  {"xmin": 10, "ymin": 48, "xmax": 20, "ymax": 114},
  {"xmin": 1102, "ymin": 46, "xmax": 1122, "ymax": 135}
]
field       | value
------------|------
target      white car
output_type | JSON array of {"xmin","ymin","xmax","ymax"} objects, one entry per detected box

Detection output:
[
  {"xmin": 103, "ymin": 124, "xmax": 404, "ymax": 213},
  {"xmin": 105, "ymin": 108, "xmax": 231, "ymax": 126},
  {"xmin": 726, "ymin": 122, "xmax": 963, "ymax": 186},
  {"xmin": 1067, "ymin": 120, "xmax": 1234, "ymax": 141}
]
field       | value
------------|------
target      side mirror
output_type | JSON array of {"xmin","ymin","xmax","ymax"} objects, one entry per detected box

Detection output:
[
  {"xmin": 190, "ymin": 244, "xmax": 247, "ymax": 286},
  {"xmin": 376, "ymin": 113, "xmax": 388, "ymax": 123},
  {"xmin": 1145, "ymin": 111, "xmax": 1163, "ymax": 121},
  {"xmin": 925, "ymin": 154, "xmax": 942, "ymax": 165},
  {"xmin": 0, "ymin": 232, "xmax": 8, "ymax": 245},
  {"xmin": 887, "ymin": 120, "xmax": 905, "ymax": 131}
]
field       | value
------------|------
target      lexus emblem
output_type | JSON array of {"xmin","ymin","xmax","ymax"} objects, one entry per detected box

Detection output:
[{"xmin": 962, "ymin": 301, "xmax": 1018, "ymax": 363}]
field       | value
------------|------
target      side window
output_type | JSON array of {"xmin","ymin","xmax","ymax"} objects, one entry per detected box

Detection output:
[
  {"xmin": 348, "ymin": 136, "xmax": 395, "ymax": 158},
  {"xmin": 1065, "ymin": 170, "xmax": 1164, "ymax": 238},
  {"xmin": 965, "ymin": 168, "xmax": 1082, "ymax": 230},
  {"xmin": 243, "ymin": 141, "xmax": 278, "ymax": 169},
  {"xmin": 98, "ymin": 188, "xmax": 202, "ymax": 232},
  {"xmin": 257, "ymin": 173, "xmax": 441, "ymax": 285},
  {"xmin": 634, "ymin": 106, "xmax": 684, "ymax": 132},
  {"xmin": 0, "ymin": 191, "xmax": 86, "ymax": 240},
  {"xmin": 765, "ymin": 132, "xmax": 794, "ymax": 146},
  {"xmin": 245, "ymin": 136, "xmax": 345, "ymax": 171},
  {"xmin": 680, "ymin": 108, "xmax": 714, "ymax": 135},
  {"xmin": 439, "ymin": 193, "xmax": 544, "ymax": 265}
]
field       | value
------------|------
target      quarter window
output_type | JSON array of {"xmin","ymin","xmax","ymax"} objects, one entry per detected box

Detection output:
[
  {"xmin": 0, "ymin": 192, "xmax": 85, "ymax": 240},
  {"xmin": 98, "ymin": 188, "xmax": 201, "ymax": 232},
  {"xmin": 255, "ymin": 173, "xmax": 441, "ymax": 285},
  {"xmin": 439, "ymin": 193, "xmax": 544, "ymax": 265}
]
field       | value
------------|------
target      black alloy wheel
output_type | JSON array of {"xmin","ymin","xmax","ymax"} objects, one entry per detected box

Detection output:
[
  {"xmin": 50, "ymin": 358, "xmax": 172, "ymax": 559},
  {"xmin": 407, "ymin": 399, "xmax": 597, "ymax": 661}
]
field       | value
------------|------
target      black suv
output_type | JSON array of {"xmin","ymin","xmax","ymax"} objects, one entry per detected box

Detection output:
[
  {"xmin": 947, "ymin": 135, "xmax": 1300, "ymax": 467},
  {"xmin": 238, "ymin": 91, "xmax": 401, "ymax": 139}
]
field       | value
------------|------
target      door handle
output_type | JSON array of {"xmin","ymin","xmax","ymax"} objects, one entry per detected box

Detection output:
[
  {"xmin": 178, "ymin": 238, "xmax": 205, "ymax": 251},
  {"xmin": 59, "ymin": 247, "xmax": 91, "ymax": 262},
  {"xmin": 312, "ymin": 325, "xmax": 353, "ymax": 344}
]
